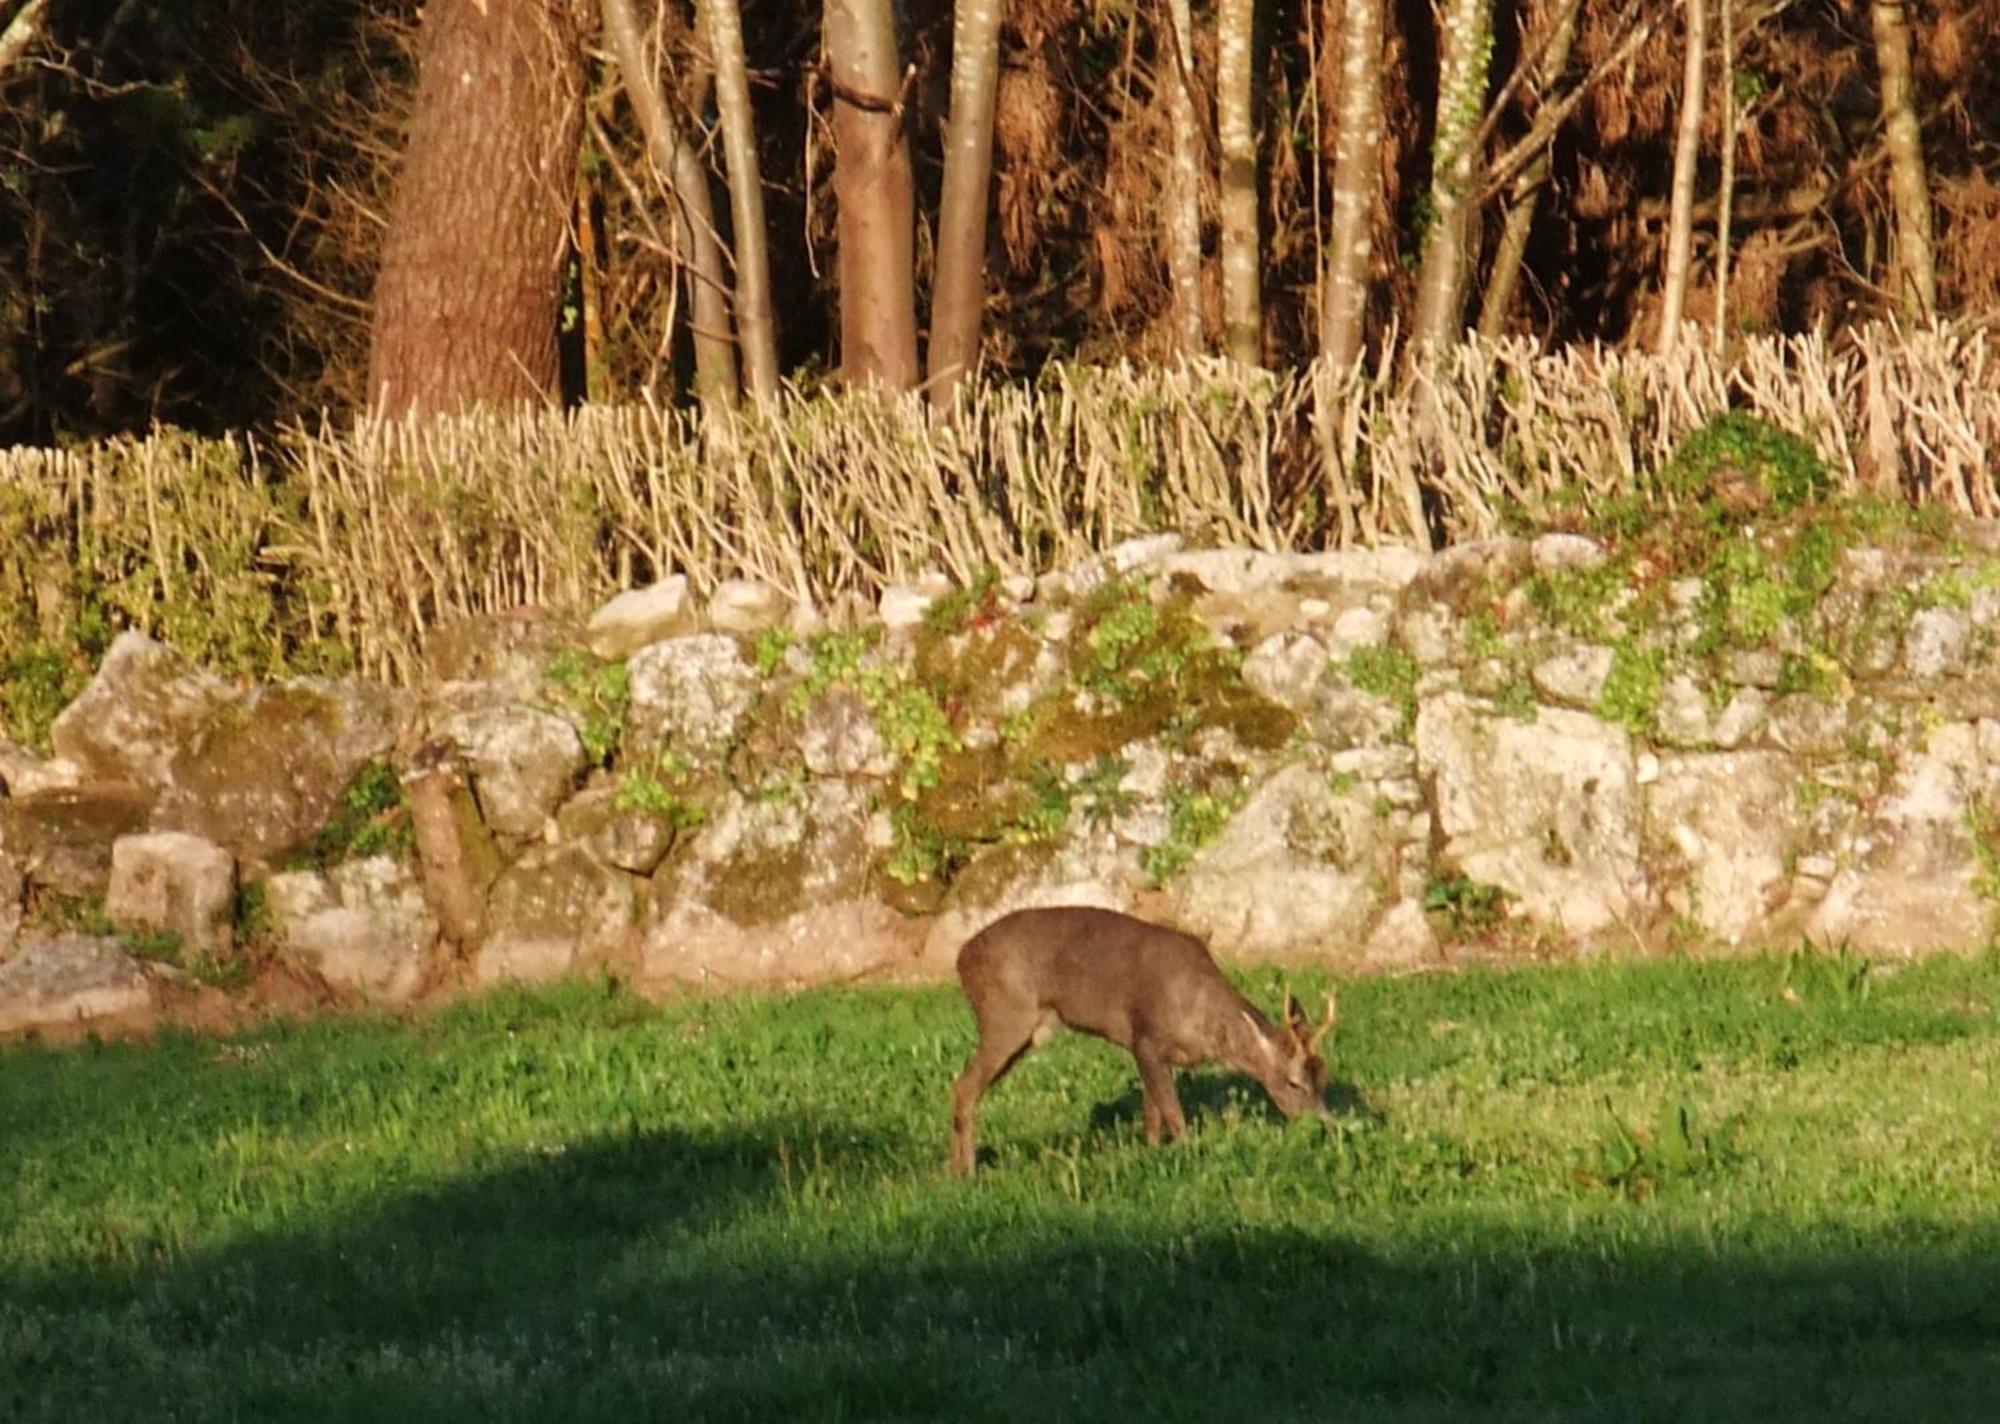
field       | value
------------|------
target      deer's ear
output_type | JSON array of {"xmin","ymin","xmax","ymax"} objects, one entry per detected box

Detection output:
[{"xmin": 1241, "ymin": 1008, "xmax": 1277, "ymax": 1052}]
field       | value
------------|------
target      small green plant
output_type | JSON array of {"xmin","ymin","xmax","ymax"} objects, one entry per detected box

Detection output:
[
  {"xmin": 1781, "ymin": 938, "xmax": 1873, "ymax": 1009},
  {"xmin": 1525, "ymin": 560, "xmax": 1630, "ymax": 641},
  {"xmin": 292, "ymin": 761, "xmax": 413, "ymax": 869},
  {"xmin": 1575, "ymin": 1098, "xmax": 1729, "ymax": 1201},
  {"xmin": 1422, "ymin": 873, "xmax": 1509, "ymax": 937},
  {"xmin": 615, "ymin": 748, "xmax": 706, "ymax": 829},
  {"xmin": 1344, "ymin": 642, "xmax": 1421, "ymax": 737},
  {"xmin": 752, "ymin": 627, "xmax": 795, "ymax": 676},
  {"xmin": 541, "ymin": 650, "xmax": 631, "ymax": 766},
  {"xmin": 1073, "ymin": 755, "xmax": 1135, "ymax": 826},
  {"xmin": 1141, "ymin": 780, "xmax": 1246, "ymax": 885},
  {"xmin": 1493, "ymin": 678, "xmax": 1540, "ymax": 722},
  {"xmin": 1009, "ymin": 763, "xmax": 1073, "ymax": 843},
  {"xmin": 1597, "ymin": 642, "xmax": 1665, "ymax": 734},
  {"xmin": 885, "ymin": 801, "xmax": 964, "ymax": 885},
  {"xmin": 921, "ymin": 567, "xmax": 1004, "ymax": 637},
  {"xmin": 1660, "ymin": 412, "xmax": 1830, "ymax": 514}
]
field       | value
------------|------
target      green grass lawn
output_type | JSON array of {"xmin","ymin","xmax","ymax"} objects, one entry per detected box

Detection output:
[{"xmin": 4, "ymin": 947, "xmax": 1999, "ymax": 1421}]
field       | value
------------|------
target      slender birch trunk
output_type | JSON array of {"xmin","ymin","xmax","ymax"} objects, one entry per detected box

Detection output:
[
  {"xmin": 602, "ymin": 0, "xmax": 739, "ymax": 406},
  {"xmin": 1655, "ymin": 0, "xmax": 1705, "ymax": 354},
  {"xmin": 702, "ymin": 0, "xmax": 780, "ymax": 399},
  {"xmin": 1409, "ymin": 0, "xmax": 1494, "ymax": 359},
  {"xmin": 1163, "ymin": 0, "xmax": 1205, "ymax": 355},
  {"xmin": 1869, "ymin": 0, "xmax": 1937, "ymax": 320},
  {"xmin": 1712, "ymin": 0, "xmax": 1735, "ymax": 352},
  {"xmin": 1320, "ymin": 0, "xmax": 1383, "ymax": 370},
  {"xmin": 1217, "ymin": 0, "xmax": 1262, "ymax": 366},
  {"xmin": 928, "ymin": 0, "xmax": 1005, "ymax": 403},
  {"xmin": 1475, "ymin": 2, "xmax": 1577, "ymax": 339}
]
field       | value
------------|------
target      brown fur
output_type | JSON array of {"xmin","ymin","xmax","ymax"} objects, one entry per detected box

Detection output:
[{"xmin": 949, "ymin": 906, "xmax": 1336, "ymax": 1175}]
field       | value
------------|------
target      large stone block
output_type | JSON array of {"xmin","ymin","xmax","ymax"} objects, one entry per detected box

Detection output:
[
  {"xmin": 105, "ymin": 832, "xmax": 236, "ymax": 961},
  {"xmin": 1416, "ymin": 692, "xmax": 1643, "ymax": 937}
]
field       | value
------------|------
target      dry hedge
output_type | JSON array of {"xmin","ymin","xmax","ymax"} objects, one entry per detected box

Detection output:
[{"xmin": 1, "ymin": 324, "xmax": 1994, "ymax": 704}]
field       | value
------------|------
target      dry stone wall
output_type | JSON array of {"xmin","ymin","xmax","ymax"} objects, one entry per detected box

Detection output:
[{"xmin": 7, "ymin": 514, "xmax": 2000, "ymax": 1035}]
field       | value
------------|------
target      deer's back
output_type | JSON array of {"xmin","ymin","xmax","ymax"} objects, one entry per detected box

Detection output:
[{"xmin": 958, "ymin": 906, "xmax": 1232, "ymax": 1045}]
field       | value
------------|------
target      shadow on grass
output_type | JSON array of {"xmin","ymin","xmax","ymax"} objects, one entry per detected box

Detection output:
[
  {"xmin": 5, "ymin": 1118, "xmax": 1998, "ymax": 1423},
  {"xmin": 1090, "ymin": 1071, "xmax": 1380, "ymax": 1134}
]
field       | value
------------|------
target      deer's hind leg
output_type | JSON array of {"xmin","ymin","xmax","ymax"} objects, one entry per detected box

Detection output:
[
  {"xmin": 1134, "ymin": 1042, "xmax": 1187, "ymax": 1144},
  {"xmin": 950, "ymin": 1001, "xmax": 1048, "ymax": 1175}
]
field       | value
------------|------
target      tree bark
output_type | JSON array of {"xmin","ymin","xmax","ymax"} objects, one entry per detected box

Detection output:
[
  {"xmin": 1319, "ymin": 0, "xmax": 1383, "ymax": 370},
  {"xmin": 1475, "ymin": 1, "xmax": 1578, "ymax": 339},
  {"xmin": 1712, "ymin": 0, "xmax": 1734, "ymax": 352},
  {"xmin": 703, "ymin": 0, "xmax": 780, "ymax": 400},
  {"xmin": 928, "ymin": 0, "xmax": 1005, "ymax": 403},
  {"xmin": 1162, "ymin": 0, "xmax": 1205, "ymax": 356},
  {"xmin": 1409, "ymin": 0, "xmax": 1494, "ymax": 360},
  {"xmin": 1869, "ymin": 0, "xmax": 1937, "ymax": 320},
  {"xmin": 602, "ymin": 0, "xmax": 739, "ymax": 408},
  {"xmin": 0, "ymin": 0, "xmax": 49, "ymax": 75},
  {"xmin": 1217, "ymin": 0, "xmax": 1261, "ymax": 366},
  {"xmin": 825, "ymin": 0, "xmax": 920, "ymax": 389},
  {"xmin": 369, "ymin": 0, "xmax": 586, "ymax": 417},
  {"xmin": 1655, "ymin": 0, "xmax": 1705, "ymax": 354}
]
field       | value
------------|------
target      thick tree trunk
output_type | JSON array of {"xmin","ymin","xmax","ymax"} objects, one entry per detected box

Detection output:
[
  {"xmin": 1409, "ymin": 0, "xmax": 1493, "ymax": 360},
  {"xmin": 825, "ymin": 0, "xmax": 920, "ymax": 389},
  {"xmin": 602, "ymin": 0, "xmax": 739, "ymax": 407},
  {"xmin": 703, "ymin": 0, "xmax": 780, "ymax": 400},
  {"xmin": 928, "ymin": 0, "xmax": 1005, "ymax": 403},
  {"xmin": 369, "ymin": 0, "xmax": 585, "ymax": 417},
  {"xmin": 1319, "ymin": 0, "xmax": 1383, "ymax": 369},
  {"xmin": 1217, "ymin": 0, "xmax": 1261, "ymax": 365},
  {"xmin": 1869, "ymin": 0, "xmax": 1937, "ymax": 320},
  {"xmin": 1655, "ymin": 0, "xmax": 1705, "ymax": 354},
  {"xmin": 1163, "ymin": 0, "xmax": 1205, "ymax": 355}
]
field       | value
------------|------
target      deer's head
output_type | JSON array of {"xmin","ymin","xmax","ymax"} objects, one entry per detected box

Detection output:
[{"xmin": 1242, "ymin": 990, "xmax": 1337, "ymax": 1119}]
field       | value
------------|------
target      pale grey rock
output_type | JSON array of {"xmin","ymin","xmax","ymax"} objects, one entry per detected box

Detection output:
[
  {"xmin": 1530, "ymin": 533, "xmax": 1608, "ymax": 573},
  {"xmin": 624, "ymin": 634, "xmax": 759, "ymax": 766},
  {"xmin": 554, "ymin": 787, "xmax": 678, "ymax": 875},
  {"xmin": 1325, "ymin": 605, "xmax": 1391, "ymax": 661},
  {"xmin": 473, "ymin": 844, "xmax": 636, "ymax": 988},
  {"xmin": 1531, "ymin": 645, "xmax": 1616, "ymax": 709},
  {"xmin": 1767, "ymin": 695, "xmax": 1850, "ymax": 756},
  {"xmin": 798, "ymin": 685, "xmax": 895, "ymax": 778},
  {"xmin": 1711, "ymin": 688, "xmax": 1770, "ymax": 750},
  {"xmin": 878, "ymin": 584, "xmax": 939, "ymax": 632},
  {"xmin": 584, "ymin": 576, "xmax": 694, "ymax": 658},
  {"xmin": 1904, "ymin": 606, "xmax": 1971, "ymax": 679},
  {"xmin": 1166, "ymin": 763, "xmax": 1385, "ymax": 961},
  {"xmin": 1362, "ymin": 899, "xmax": 1440, "ymax": 970},
  {"xmin": 49, "ymin": 632, "xmax": 230, "ymax": 792},
  {"xmin": 0, "ymin": 783, "xmax": 152, "ymax": 896},
  {"xmin": 434, "ymin": 705, "xmax": 587, "ymax": 839},
  {"xmin": 264, "ymin": 856, "xmax": 438, "ymax": 1003},
  {"xmin": 1242, "ymin": 632, "xmax": 1331, "ymax": 713},
  {"xmin": 1416, "ymin": 693, "xmax": 1642, "ymax": 936},
  {"xmin": 1655, "ymin": 675, "xmax": 1714, "ymax": 748},
  {"xmin": 152, "ymin": 678, "xmax": 408, "ymax": 868},
  {"xmin": 1809, "ymin": 749, "xmax": 1991, "ymax": 952},
  {"xmin": 105, "ymin": 832, "xmax": 236, "ymax": 961},
  {"xmin": 706, "ymin": 578, "xmax": 792, "ymax": 636},
  {"xmin": 0, "ymin": 933, "xmax": 156, "ymax": 1035},
  {"xmin": 1649, "ymin": 753, "xmax": 1799, "ymax": 943}
]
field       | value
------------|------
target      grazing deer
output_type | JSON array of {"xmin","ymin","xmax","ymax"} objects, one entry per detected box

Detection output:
[{"xmin": 950, "ymin": 905, "xmax": 1337, "ymax": 1175}]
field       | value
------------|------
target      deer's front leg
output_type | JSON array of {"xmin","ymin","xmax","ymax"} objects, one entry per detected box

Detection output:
[{"xmin": 1134, "ymin": 1043, "xmax": 1187, "ymax": 1144}]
